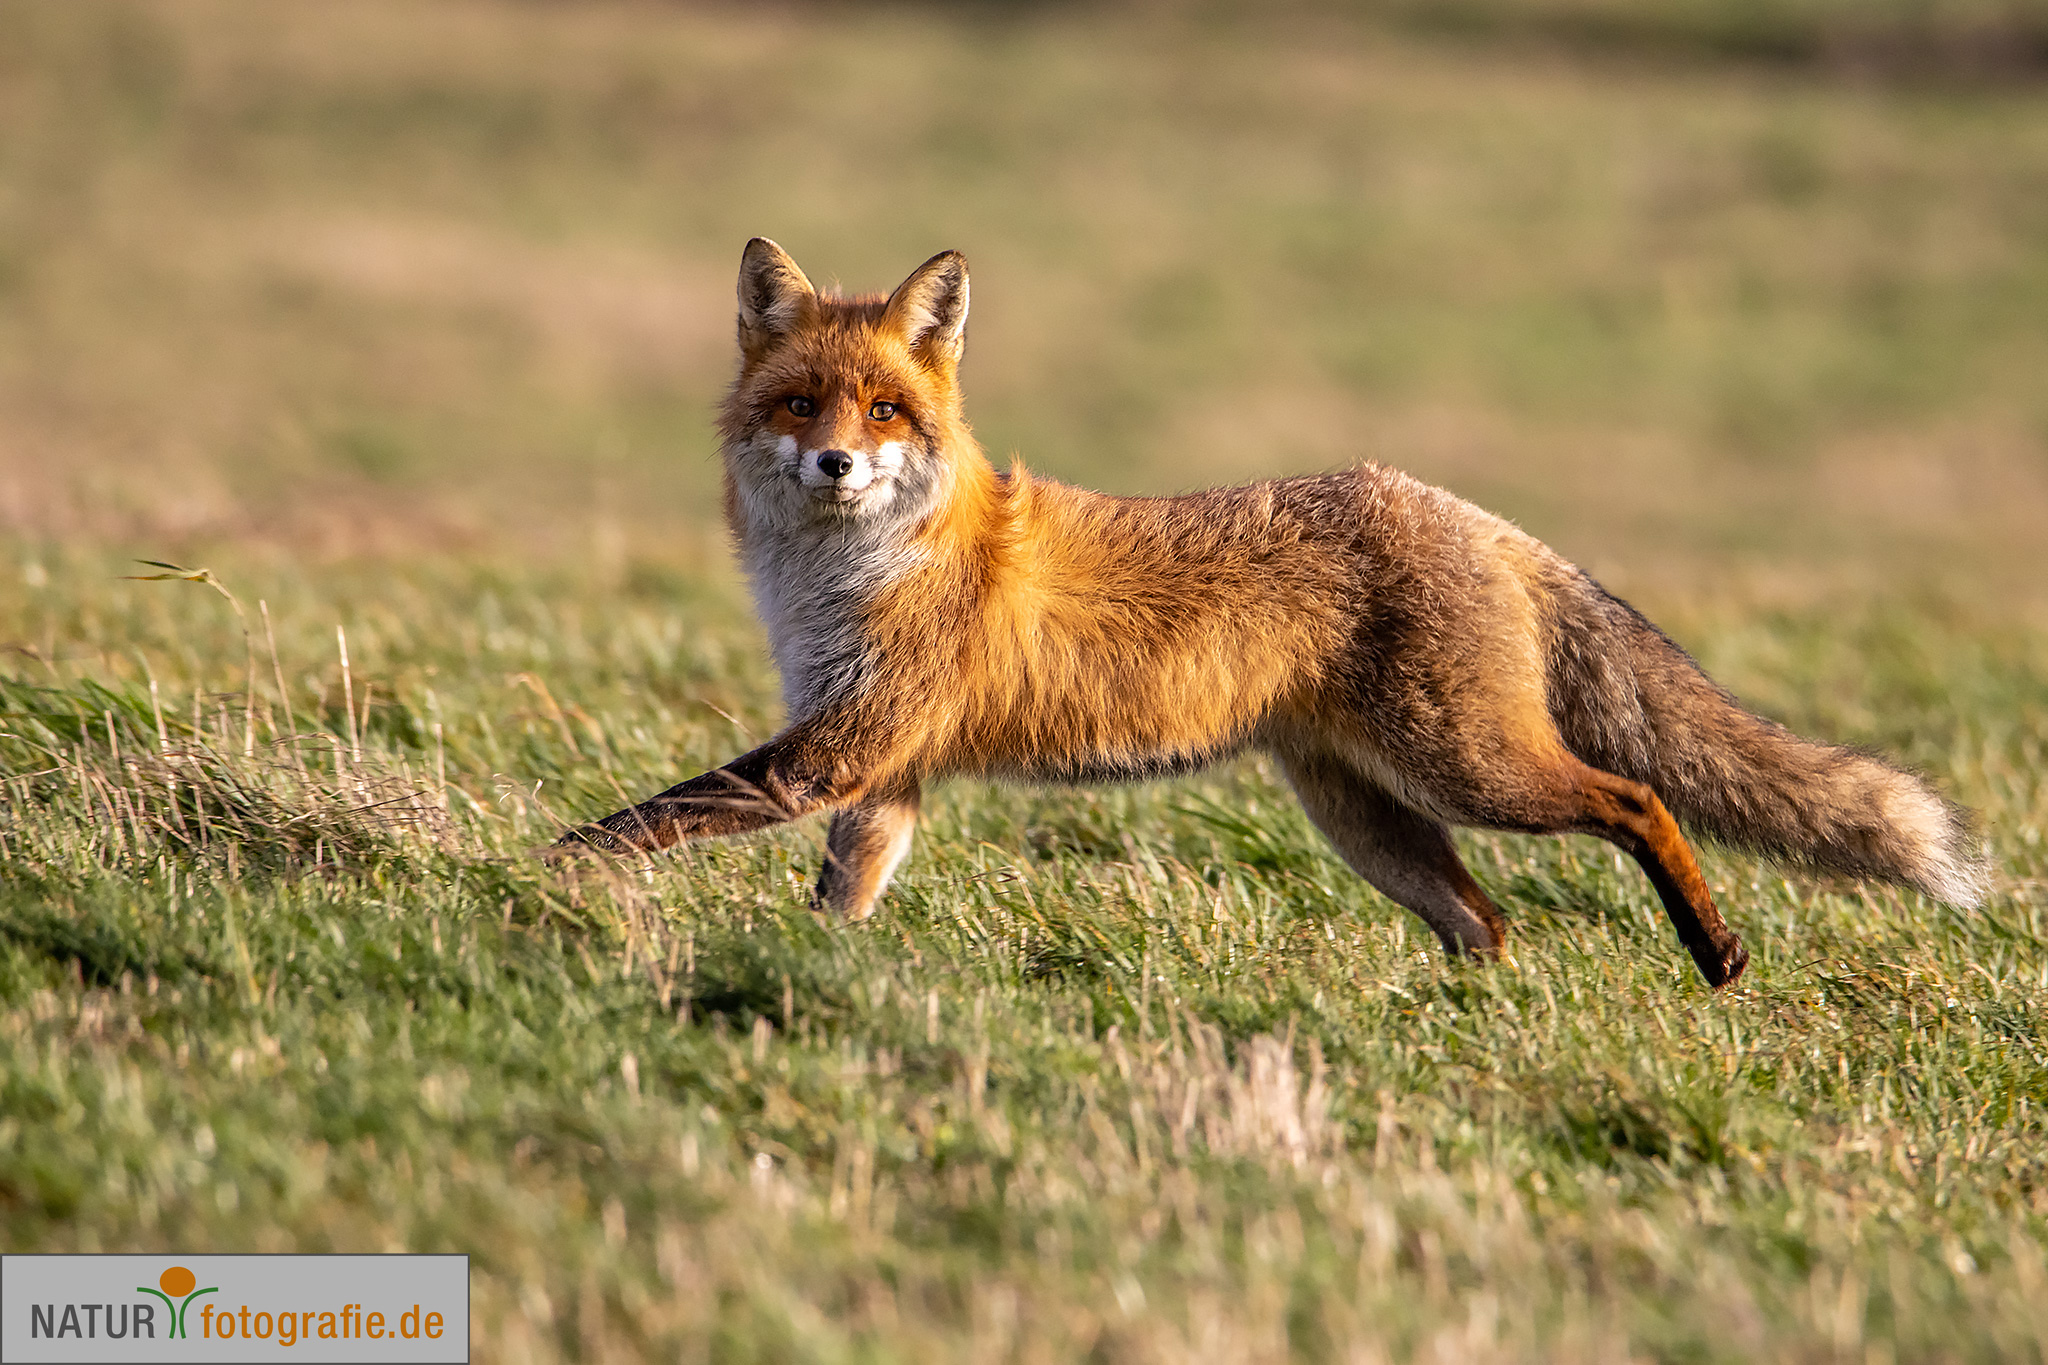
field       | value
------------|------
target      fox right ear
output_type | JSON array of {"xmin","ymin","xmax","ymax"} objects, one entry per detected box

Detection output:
[
  {"xmin": 882, "ymin": 250, "xmax": 969, "ymax": 368},
  {"xmin": 736, "ymin": 238, "xmax": 816, "ymax": 361}
]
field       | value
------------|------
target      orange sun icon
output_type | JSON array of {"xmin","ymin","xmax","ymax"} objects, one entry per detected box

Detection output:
[{"xmin": 137, "ymin": 1264, "xmax": 215, "ymax": 1340}]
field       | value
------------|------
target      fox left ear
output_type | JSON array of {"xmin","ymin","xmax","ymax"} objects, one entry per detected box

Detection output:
[
  {"xmin": 737, "ymin": 237, "xmax": 817, "ymax": 362},
  {"xmin": 882, "ymin": 251, "xmax": 969, "ymax": 367}
]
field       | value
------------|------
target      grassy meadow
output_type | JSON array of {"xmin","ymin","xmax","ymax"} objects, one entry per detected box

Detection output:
[{"xmin": 5, "ymin": 1, "xmax": 2048, "ymax": 1359}]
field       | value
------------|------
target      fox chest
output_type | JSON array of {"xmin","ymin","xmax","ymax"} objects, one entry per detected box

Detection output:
[
  {"xmin": 741, "ymin": 534, "xmax": 904, "ymax": 718},
  {"xmin": 746, "ymin": 585, "xmax": 865, "ymax": 717}
]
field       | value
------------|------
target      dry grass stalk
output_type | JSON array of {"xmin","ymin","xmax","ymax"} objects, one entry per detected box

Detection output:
[{"xmin": 5, "ymin": 719, "xmax": 450, "ymax": 878}]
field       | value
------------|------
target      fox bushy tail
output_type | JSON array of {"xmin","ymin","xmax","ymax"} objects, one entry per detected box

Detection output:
[{"xmin": 1544, "ymin": 575, "xmax": 1986, "ymax": 906}]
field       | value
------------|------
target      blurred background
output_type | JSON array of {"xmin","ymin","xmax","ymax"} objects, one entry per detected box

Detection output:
[{"xmin": 5, "ymin": 0, "xmax": 2047, "ymax": 610}]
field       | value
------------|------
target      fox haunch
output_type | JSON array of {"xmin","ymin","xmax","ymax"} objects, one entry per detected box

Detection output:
[{"xmin": 553, "ymin": 239, "xmax": 1987, "ymax": 988}]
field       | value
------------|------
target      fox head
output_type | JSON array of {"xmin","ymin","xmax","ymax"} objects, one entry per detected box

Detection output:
[{"xmin": 719, "ymin": 239, "xmax": 974, "ymax": 535}]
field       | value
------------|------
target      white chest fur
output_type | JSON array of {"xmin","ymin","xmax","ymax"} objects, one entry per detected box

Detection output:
[
  {"xmin": 739, "ymin": 512, "xmax": 930, "ymax": 720},
  {"xmin": 727, "ymin": 432, "xmax": 944, "ymax": 717}
]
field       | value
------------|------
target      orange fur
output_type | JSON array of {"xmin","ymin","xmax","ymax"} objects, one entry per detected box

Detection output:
[{"xmin": 555, "ymin": 241, "xmax": 1986, "ymax": 988}]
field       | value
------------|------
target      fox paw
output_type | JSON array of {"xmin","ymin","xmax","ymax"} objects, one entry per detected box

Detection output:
[
  {"xmin": 1690, "ymin": 938, "xmax": 1749, "ymax": 990},
  {"xmin": 534, "ymin": 826, "xmax": 626, "ymax": 865}
]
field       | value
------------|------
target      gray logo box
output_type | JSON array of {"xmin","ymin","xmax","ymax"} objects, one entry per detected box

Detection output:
[{"xmin": 1, "ymin": 1255, "xmax": 468, "ymax": 1363}]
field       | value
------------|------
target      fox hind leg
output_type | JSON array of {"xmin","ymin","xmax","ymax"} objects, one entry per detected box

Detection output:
[
  {"xmin": 1278, "ymin": 749, "xmax": 1508, "ymax": 957},
  {"xmin": 1403, "ymin": 743, "xmax": 1748, "ymax": 988},
  {"xmin": 812, "ymin": 781, "xmax": 922, "ymax": 921},
  {"xmin": 1557, "ymin": 764, "xmax": 1749, "ymax": 987}
]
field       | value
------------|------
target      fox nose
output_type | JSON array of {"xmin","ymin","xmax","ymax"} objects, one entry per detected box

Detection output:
[{"xmin": 816, "ymin": 450, "xmax": 854, "ymax": 479}]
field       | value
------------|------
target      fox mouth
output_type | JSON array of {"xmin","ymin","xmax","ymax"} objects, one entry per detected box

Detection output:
[{"xmin": 809, "ymin": 483, "xmax": 871, "ymax": 505}]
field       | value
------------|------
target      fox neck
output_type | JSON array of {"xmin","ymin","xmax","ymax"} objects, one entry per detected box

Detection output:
[{"xmin": 728, "ymin": 440, "xmax": 1005, "ymax": 718}]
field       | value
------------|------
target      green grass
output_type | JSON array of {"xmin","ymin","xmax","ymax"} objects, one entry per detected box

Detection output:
[
  {"xmin": 3, "ymin": 551, "xmax": 2046, "ymax": 1360},
  {"xmin": 5, "ymin": 0, "xmax": 2048, "ymax": 1359}
]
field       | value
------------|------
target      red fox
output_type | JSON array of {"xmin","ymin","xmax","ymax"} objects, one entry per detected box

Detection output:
[{"xmin": 555, "ymin": 239, "xmax": 1985, "ymax": 987}]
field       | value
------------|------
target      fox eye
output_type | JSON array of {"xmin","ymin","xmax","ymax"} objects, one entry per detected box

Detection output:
[
  {"xmin": 868, "ymin": 400, "xmax": 897, "ymax": 421},
  {"xmin": 785, "ymin": 396, "xmax": 814, "ymax": 418}
]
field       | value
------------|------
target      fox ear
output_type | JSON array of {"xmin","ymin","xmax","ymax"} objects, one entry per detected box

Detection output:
[
  {"xmin": 736, "ymin": 238, "xmax": 816, "ymax": 361},
  {"xmin": 882, "ymin": 251, "xmax": 969, "ymax": 367}
]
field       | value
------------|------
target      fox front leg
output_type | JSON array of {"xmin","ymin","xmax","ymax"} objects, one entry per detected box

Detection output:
[
  {"xmin": 811, "ymin": 781, "xmax": 922, "ymax": 920},
  {"xmin": 550, "ymin": 718, "xmax": 877, "ymax": 858}
]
